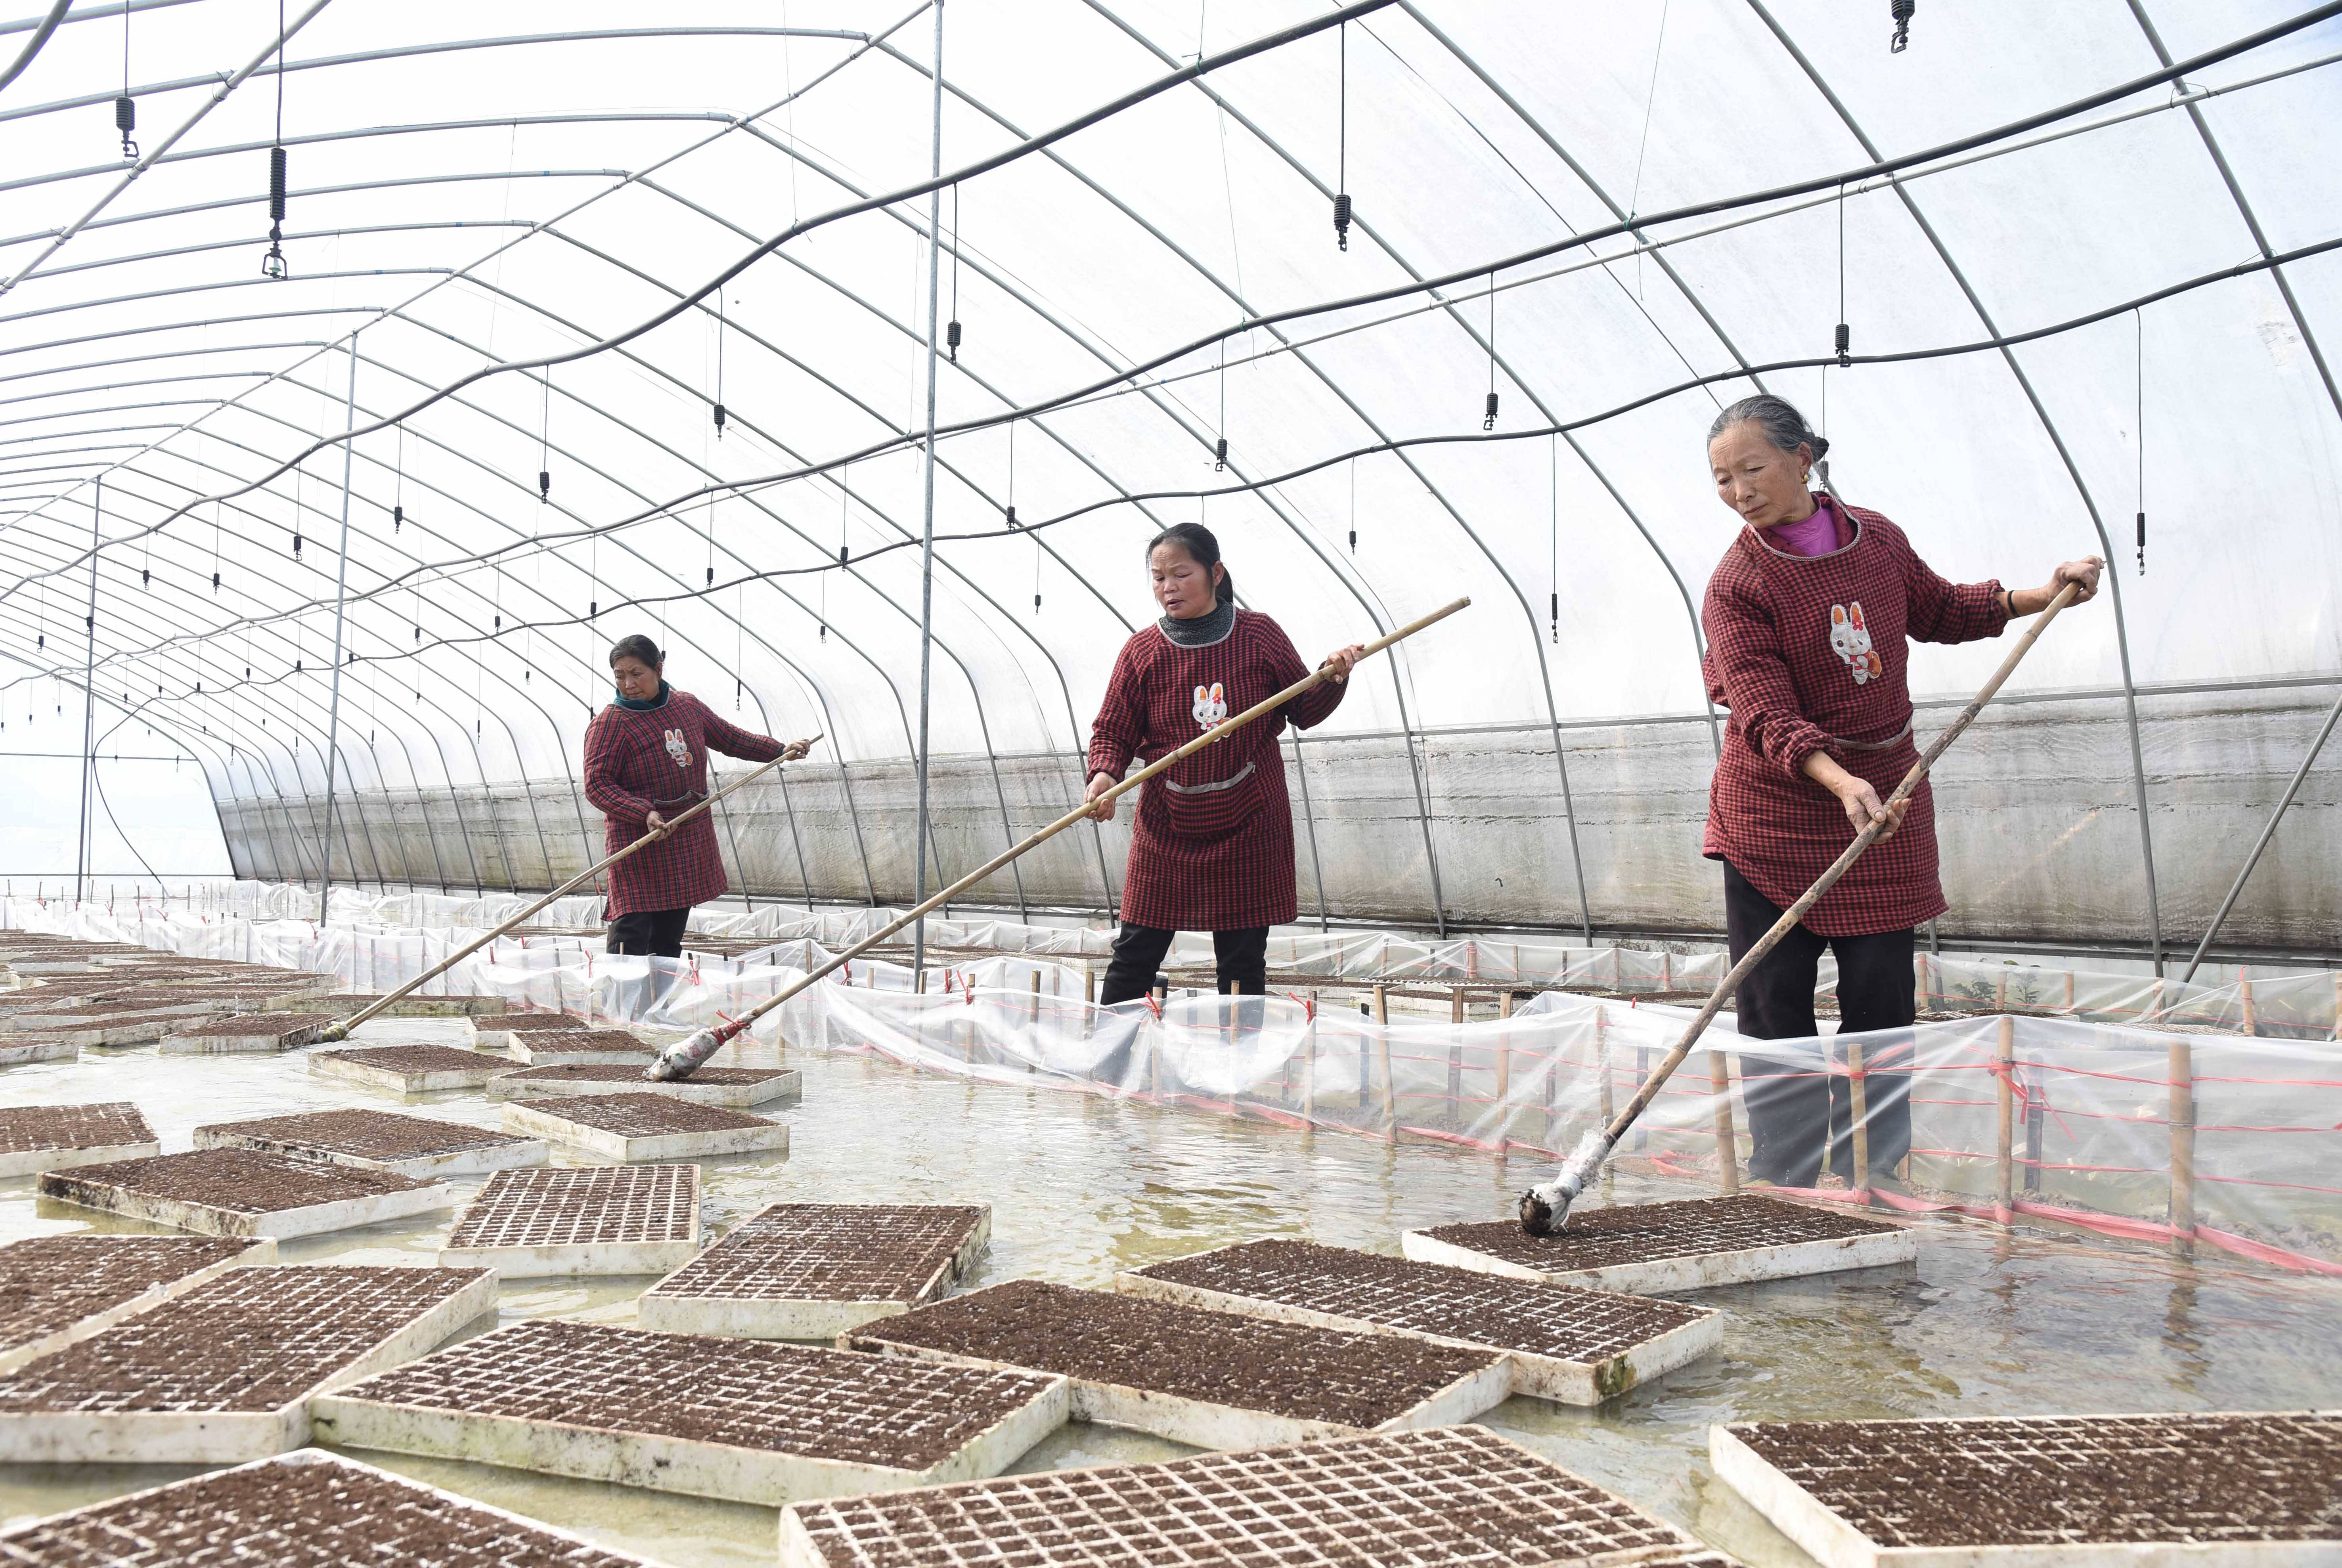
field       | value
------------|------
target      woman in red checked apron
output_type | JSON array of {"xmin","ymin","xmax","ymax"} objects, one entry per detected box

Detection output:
[
  {"xmin": 1083, "ymin": 523, "xmax": 1364, "ymax": 1006},
  {"xmin": 583, "ymin": 634, "xmax": 813, "ymax": 957},
  {"xmin": 1701, "ymin": 395, "xmax": 2102, "ymax": 1190}
]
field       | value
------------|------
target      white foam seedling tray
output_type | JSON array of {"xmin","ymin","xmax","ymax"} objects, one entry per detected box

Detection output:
[
  {"xmin": 0, "ymin": 1236, "xmax": 274, "ymax": 1374},
  {"xmin": 436, "ymin": 1164, "xmax": 703, "ymax": 1278},
  {"xmin": 639, "ymin": 1205, "xmax": 990, "ymax": 1341},
  {"xmin": 484, "ymin": 1065, "xmax": 801, "ymax": 1107},
  {"xmin": 157, "ymin": 1016, "xmax": 333, "ymax": 1054},
  {"xmin": 193, "ymin": 1119, "xmax": 548, "ymax": 1180},
  {"xmin": 1402, "ymin": 1203, "xmax": 1918, "ymax": 1295},
  {"xmin": 0, "ymin": 1038, "xmax": 78, "ymax": 1067},
  {"xmin": 39, "ymin": 1153, "xmax": 453, "ymax": 1240},
  {"xmin": 310, "ymin": 1046, "xmax": 509, "ymax": 1093},
  {"xmin": 499, "ymin": 1099, "xmax": 787, "ymax": 1163}
]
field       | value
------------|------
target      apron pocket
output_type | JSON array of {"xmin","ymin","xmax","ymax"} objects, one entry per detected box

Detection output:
[{"xmin": 1155, "ymin": 758, "xmax": 1264, "ymax": 839}]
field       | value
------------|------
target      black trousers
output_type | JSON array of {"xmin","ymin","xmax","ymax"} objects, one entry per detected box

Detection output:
[
  {"xmin": 1099, "ymin": 922, "xmax": 1268, "ymax": 1007},
  {"xmin": 1723, "ymin": 860, "xmax": 1915, "ymax": 1187},
  {"xmin": 607, "ymin": 906, "xmax": 692, "ymax": 958}
]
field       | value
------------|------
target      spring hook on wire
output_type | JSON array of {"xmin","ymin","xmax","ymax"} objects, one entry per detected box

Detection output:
[
  {"xmin": 1214, "ymin": 437, "xmax": 1228, "ymax": 471},
  {"xmin": 946, "ymin": 320, "xmax": 962, "ymax": 361},
  {"xmin": 114, "ymin": 95, "xmax": 138, "ymax": 160},
  {"xmin": 1333, "ymin": 193, "xmax": 1352, "ymax": 251},
  {"xmin": 1835, "ymin": 322, "xmax": 1852, "ymax": 368},
  {"xmin": 1890, "ymin": 0, "xmax": 1915, "ymax": 52},
  {"xmin": 1483, "ymin": 392, "xmax": 1499, "ymax": 432},
  {"xmin": 261, "ymin": 145, "xmax": 289, "ymax": 278}
]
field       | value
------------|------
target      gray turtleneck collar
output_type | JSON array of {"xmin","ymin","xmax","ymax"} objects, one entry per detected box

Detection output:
[{"xmin": 1158, "ymin": 598, "xmax": 1235, "ymax": 648}]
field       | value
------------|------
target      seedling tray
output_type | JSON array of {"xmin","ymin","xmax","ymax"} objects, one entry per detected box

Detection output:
[
  {"xmin": 438, "ymin": 1163, "xmax": 700, "ymax": 1277},
  {"xmin": 500, "ymin": 1093, "xmax": 786, "ymax": 1161},
  {"xmin": 1121, "ymin": 1238, "xmax": 1718, "ymax": 1404},
  {"xmin": 463, "ymin": 1011, "xmax": 586, "ymax": 1050},
  {"xmin": 0, "ymin": 1101, "xmax": 160, "ymax": 1178},
  {"xmin": 38, "ymin": 1147, "xmax": 452, "ymax": 1239},
  {"xmin": 195, "ymin": 1108, "xmax": 547, "ymax": 1177},
  {"xmin": 640, "ymin": 1203, "xmax": 989, "ymax": 1340},
  {"xmin": 485, "ymin": 1062, "xmax": 800, "ymax": 1107},
  {"xmin": 847, "ymin": 1278, "xmax": 1508, "ymax": 1449},
  {"xmin": 508, "ymin": 1029, "xmax": 657, "ymax": 1066},
  {"xmin": 313, "ymin": 1317, "xmax": 1068, "ymax": 1504},
  {"xmin": 1405, "ymin": 1194, "xmax": 1916, "ymax": 1294},
  {"xmin": 158, "ymin": 1013, "xmax": 339, "ymax": 1054},
  {"xmin": 310, "ymin": 1043, "xmax": 511, "ymax": 1093},
  {"xmin": 0, "ymin": 1234, "xmax": 271, "ymax": 1373}
]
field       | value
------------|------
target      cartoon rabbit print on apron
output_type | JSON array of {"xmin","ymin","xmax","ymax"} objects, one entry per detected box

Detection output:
[
  {"xmin": 1161, "ymin": 680, "xmax": 1258, "ymax": 838},
  {"xmin": 1829, "ymin": 602, "xmax": 1884, "ymax": 685},
  {"xmin": 664, "ymin": 728, "xmax": 693, "ymax": 769}
]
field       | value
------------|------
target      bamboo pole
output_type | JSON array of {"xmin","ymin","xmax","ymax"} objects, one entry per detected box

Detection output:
[
  {"xmin": 1301, "ymin": 991, "xmax": 1318, "ymax": 1128},
  {"xmin": 1447, "ymin": 985, "xmax": 1465, "ymax": 1132},
  {"xmin": 652, "ymin": 598, "xmax": 1471, "ymax": 1077},
  {"xmin": 1846, "ymin": 1038, "xmax": 1871, "ymax": 1199},
  {"xmin": 1994, "ymin": 1014, "xmax": 2015, "ymax": 1222},
  {"xmin": 2239, "ymin": 973, "xmax": 2258, "ymax": 1037},
  {"xmin": 1709, "ymin": 1049, "xmax": 1738, "ymax": 1195},
  {"xmin": 1494, "ymin": 990, "xmax": 1514, "ymax": 1154},
  {"xmin": 2169, "ymin": 1037, "xmax": 2196, "ymax": 1258}
]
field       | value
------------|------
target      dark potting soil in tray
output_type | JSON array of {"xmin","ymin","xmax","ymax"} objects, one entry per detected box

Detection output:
[
  {"xmin": 1733, "ymin": 1412, "xmax": 2342, "ymax": 1546},
  {"xmin": 447, "ymin": 1165, "xmax": 696, "ymax": 1249},
  {"xmin": 652, "ymin": 1204, "xmax": 983, "ymax": 1302},
  {"xmin": 39, "ymin": 1147, "xmax": 437, "ymax": 1214},
  {"xmin": 333, "ymin": 1317, "xmax": 1057, "ymax": 1469},
  {"xmin": 314, "ymin": 1044, "xmax": 503, "ymax": 1074},
  {"xmin": 0, "ymin": 1235, "xmax": 254, "ymax": 1358},
  {"xmin": 1136, "ymin": 1239, "xmax": 1709, "ymax": 1362},
  {"xmin": 517, "ymin": 1029, "xmax": 652, "ymax": 1052},
  {"xmin": 0, "ymin": 1450, "xmax": 651, "ymax": 1567},
  {"xmin": 786, "ymin": 1424, "xmax": 1731, "ymax": 1568},
  {"xmin": 518, "ymin": 1093, "xmax": 769, "ymax": 1136},
  {"xmin": 0, "ymin": 1101, "xmax": 153, "ymax": 1155},
  {"xmin": 497, "ymin": 1012, "xmax": 597, "ymax": 1033},
  {"xmin": 494, "ymin": 1063, "xmax": 788, "ymax": 1087},
  {"xmin": 850, "ymin": 1278, "xmax": 1497, "ymax": 1428},
  {"xmin": 199, "ymin": 1109, "xmax": 530, "ymax": 1160},
  {"xmin": 1424, "ymin": 1194, "xmax": 1902, "ymax": 1272},
  {"xmin": 0, "ymin": 1266, "xmax": 488, "ymax": 1412},
  {"xmin": 170, "ymin": 1012, "xmax": 339, "ymax": 1037}
]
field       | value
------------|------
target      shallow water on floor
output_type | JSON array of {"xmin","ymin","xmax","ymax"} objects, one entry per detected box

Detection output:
[{"xmin": 2, "ymin": 1016, "xmax": 2338, "ymax": 1564}]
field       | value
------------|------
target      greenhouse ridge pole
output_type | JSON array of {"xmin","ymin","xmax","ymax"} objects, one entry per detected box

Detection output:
[
  {"xmin": 74, "ymin": 479, "xmax": 99, "ymax": 905},
  {"xmin": 912, "ymin": 0, "xmax": 943, "ymax": 977},
  {"xmin": 317, "ymin": 332, "xmax": 358, "ymax": 920}
]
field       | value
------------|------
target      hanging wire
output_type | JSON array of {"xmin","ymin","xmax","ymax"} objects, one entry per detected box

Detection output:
[
  {"xmin": 260, "ymin": 0, "xmax": 287, "ymax": 279},
  {"xmin": 1347, "ymin": 454, "xmax": 1357, "ymax": 553},
  {"xmin": 712, "ymin": 288, "xmax": 728, "ymax": 436},
  {"xmin": 1835, "ymin": 182, "xmax": 1852, "ymax": 368},
  {"xmin": 1332, "ymin": 21, "xmax": 1351, "ymax": 250},
  {"xmin": 113, "ymin": 0, "xmax": 136, "ymax": 160},
  {"xmin": 1549, "ymin": 434, "xmax": 1559, "ymax": 644},
  {"xmin": 391, "ymin": 423, "xmax": 404, "ymax": 534},
  {"xmin": 537, "ymin": 371, "xmax": 551, "ymax": 501},
  {"xmin": 946, "ymin": 183, "xmax": 963, "ymax": 361},
  {"xmin": 1483, "ymin": 271, "xmax": 1500, "ymax": 429},
  {"xmin": 2145, "ymin": 309, "xmax": 2154, "ymax": 578},
  {"xmin": 1214, "ymin": 338, "xmax": 1229, "ymax": 470}
]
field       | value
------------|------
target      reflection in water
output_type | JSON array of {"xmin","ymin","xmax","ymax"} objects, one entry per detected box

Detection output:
[{"xmin": 0, "ymin": 1018, "xmax": 2336, "ymax": 1564}]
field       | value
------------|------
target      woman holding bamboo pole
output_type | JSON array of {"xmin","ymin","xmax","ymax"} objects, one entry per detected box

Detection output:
[
  {"xmin": 583, "ymin": 634, "xmax": 813, "ymax": 957},
  {"xmin": 1083, "ymin": 524, "xmax": 1363, "ymax": 1005},
  {"xmin": 1700, "ymin": 396, "xmax": 2101, "ymax": 1190}
]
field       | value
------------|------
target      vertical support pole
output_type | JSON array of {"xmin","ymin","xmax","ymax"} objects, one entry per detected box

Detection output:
[
  {"xmin": 2239, "ymin": 973, "xmax": 2257, "ymax": 1037},
  {"xmin": 1446, "ymin": 985, "xmax": 1463, "ymax": 1132},
  {"xmin": 75, "ymin": 480, "xmax": 101, "ymax": 906},
  {"xmin": 1846, "ymin": 1039, "xmax": 1871, "ymax": 1199},
  {"xmin": 909, "ymin": 0, "xmax": 945, "ymax": 979},
  {"xmin": 2332, "ymin": 972, "xmax": 2340, "ymax": 1043},
  {"xmin": 1085, "ymin": 966, "xmax": 1096, "ymax": 1004},
  {"xmin": 318, "ymin": 333, "xmax": 360, "ymax": 924},
  {"xmin": 1371, "ymin": 985, "xmax": 1393, "ymax": 1142},
  {"xmin": 1301, "ymin": 990, "xmax": 1318, "ymax": 1127},
  {"xmin": 1494, "ymin": 990, "xmax": 1513, "ymax": 1154},
  {"xmin": 2168, "ymin": 1037, "xmax": 2195, "ymax": 1258},
  {"xmin": 1994, "ymin": 1014, "xmax": 2015, "ymax": 1222},
  {"xmin": 1709, "ymin": 1049, "xmax": 1738, "ymax": 1194},
  {"xmin": 1634, "ymin": 1043, "xmax": 1649, "ymax": 1150},
  {"xmin": 1595, "ymin": 1003, "xmax": 1613, "ymax": 1124}
]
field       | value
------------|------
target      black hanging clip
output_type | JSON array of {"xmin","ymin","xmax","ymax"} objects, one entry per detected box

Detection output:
[
  {"xmin": 114, "ymin": 95, "xmax": 138, "ymax": 160},
  {"xmin": 1483, "ymin": 392, "xmax": 1499, "ymax": 431},
  {"xmin": 1333, "ymin": 193, "xmax": 1352, "ymax": 251},
  {"xmin": 712, "ymin": 403, "xmax": 727, "ymax": 436},
  {"xmin": 946, "ymin": 320, "xmax": 962, "ymax": 361},
  {"xmin": 291, "ymin": 532, "xmax": 302, "ymax": 556},
  {"xmin": 141, "ymin": 568, "xmax": 150, "ymax": 587},
  {"xmin": 1214, "ymin": 437, "xmax": 1228, "ymax": 471},
  {"xmin": 1835, "ymin": 322, "xmax": 1852, "ymax": 368},
  {"xmin": 261, "ymin": 146, "xmax": 289, "ymax": 279},
  {"xmin": 1550, "ymin": 592, "xmax": 1560, "ymax": 644},
  {"xmin": 2136, "ymin": 510, "xmax": 2146, "ymax": 575},
  {"xmin": 538, "ymin": 470, "xmax": 550, "ymax": 503},
  {"xmin": 1890, "ymin": 0, "xmax": 1915, "ymax": 52},
  {"xmin": 211, "ymin": 570, "xmax": 220, "ymax": 592},
  {"xmin": 705, "ymin": 566, "xmax": 714, "ymax": 587},
  {"xmin": 392, "ymin": 505, "xmax": 403, "ymax": 533},
  {"xmin": 1005, "ymin": 505, "xmax": 1018, "ymax": 529}
]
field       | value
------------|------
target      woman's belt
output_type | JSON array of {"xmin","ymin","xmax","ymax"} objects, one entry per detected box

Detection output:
[
  {"xmin": 648, "ymin": 791, "xmax": 707, "ymax": 811},
  {"xmin": 1829, "ymin": 717, "xmax": 1913, "ymax": 753},
  {"xmin": 1161, "ymin": 759, "xmax": 1257, "ymax": 794}
]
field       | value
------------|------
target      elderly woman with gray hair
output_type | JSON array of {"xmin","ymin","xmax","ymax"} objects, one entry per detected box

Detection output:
[{"xmin": 1699, "ymin": 394, "xmax": 2102, "ymax": 1193}]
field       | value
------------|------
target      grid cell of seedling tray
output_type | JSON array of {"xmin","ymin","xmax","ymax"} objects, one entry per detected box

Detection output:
[
  {"xmin": 641, "ymin": 1203, "xmax": 989, "ymax": 1340},
  {"xmin": 158, "ymin": 1012, "xmax": 339, "ymax": 1054},
  {"xmin": 1123, "ymin": 1238, "xmax": 1718, "ymax": 1404},
  {"xmin": 501, "ymin": 1092, "xmax": 787, "ymax": 1162},
  {"xmin": 779, "ymin": 1423, "xmax": 1741, "ymax": 1568},
  {"xmin": 0, "ymin": 1234, "xmax": 271, "ymax": 1373},
  {"xmin": 0, "ymin": 1264, "xmax": 496, "ymax": 1463},
  {"xmin": 310, "ymin": 1043, "xmax": 513, "ymax": 1093},
  {"xmin": 312, "ymin": 1316, "xmax": 1068, "ymax": 1504},
  {"xmin": 1713, "ymin": 1411, "xmax": 2342, "ymax": 1568},
  {"xmin": 439, "ymin": 1163, "xmax": 701, "ymax": 1277},
  {"xmin": 508, "ymin": 1029, "xmax": 658, "ymax": 1065},
  {"xmin": 1405, "ymin": 1193, "xmax": 1916, "ymax": 1294},
  {"xmin": 38, "ymin": 1147, "xmax": 452, "ymax": 1239},
  {"xmin": 195, "ymin": 1108, "xmax": 547, "ymax": 1177},
  {"xmin": 0, "ymin": 1101, "xmax": 159, "ymax": 1178},
  {"xmin": 848, "ymin": 1277, "xmax": 1508, "ymax": 1449},
  {"xmin": 0, "ymin": 1448, "xmax": 653, "ymax": 1567},
  {"xmin": 486, "ymin": 1061, "xmax": 801, "ymax": 1106}
]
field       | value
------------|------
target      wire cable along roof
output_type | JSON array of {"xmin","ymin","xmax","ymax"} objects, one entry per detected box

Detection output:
[{"xmin": 2, "ymin": 0, "xmax": 2338, "ymax": 953}]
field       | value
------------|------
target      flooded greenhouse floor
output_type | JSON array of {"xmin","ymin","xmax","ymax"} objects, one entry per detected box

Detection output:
[{"xmin": 2, "ymin": 1017, "xmax": 2339, "ymax": 1566}]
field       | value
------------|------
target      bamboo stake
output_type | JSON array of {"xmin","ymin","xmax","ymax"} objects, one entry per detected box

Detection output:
[
  {"xmin": 1709, "ymin": 1049, "xmax": 1738, "ymax": 1195},
  {"xmin": 1845, "ymin": 1039, "xmax": 1871, "ymax": 1199},
  {"xmin": 1994, "ymin": 1014, "xmax": 2016, "ymax": 1222},
  {"xmin": 310, "ymin": 737, "xmax": 819, "ymax": 1043},
  {"xmin": 1301, "ymin": 991, "xmax": 1318, "ymax": 1128},
  {"xmin": 1522, "ymin": 581, "xmax": 2084, "ymax": 1233},
  {"xmin": 2169, "ymin": 1037, "xmax": 2196, "ymax": 1258},
  {"xmin": 1494, "ymin": 990, "xmax": 1514, "ymax": 1154},
  {"xmin": 651, "ymin": 598, "xmax": 1471, "ymax": 1079}
]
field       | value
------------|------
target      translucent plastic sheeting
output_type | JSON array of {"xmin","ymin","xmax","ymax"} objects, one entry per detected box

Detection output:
[{"xmin": 8, "ymin": 893, "xmax": 2340, "ymax": 1275}]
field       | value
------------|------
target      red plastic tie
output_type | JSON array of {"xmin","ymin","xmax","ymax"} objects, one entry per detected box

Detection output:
[
  {"xmin": 1143, "ymin": 993, "xmax": 1163, "ymax": 1020},
  {"xmin": 1286, "ymin": 991, "xmax": 1316, "ymax": 1021}
]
